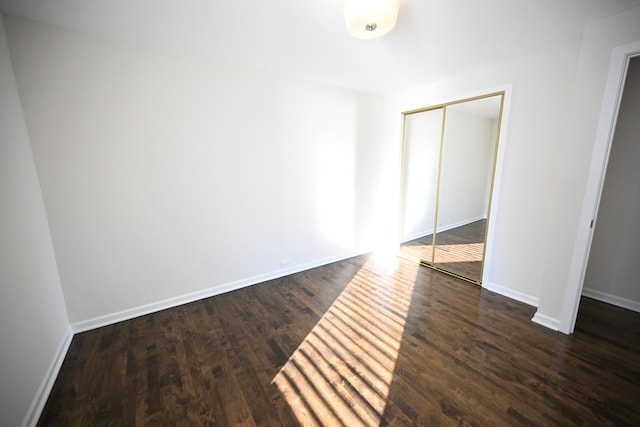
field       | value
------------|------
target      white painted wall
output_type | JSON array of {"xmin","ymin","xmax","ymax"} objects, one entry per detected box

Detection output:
[
  {"xmin": 485, "ymin": 121, "xmax": 499, "ymax": 216},
  {"xmin": 582, "ymin": 56, "xmax": 640, "ymax": 310},
  {"xmin": 0, "ymin": 16, "xmax": 70, "ymax": 427},
  {"xmin": 4, "ymin": 16, "xmax": 396, "ymax": 326},
  {"xmin": 400, "ymin": 109, "xmax": 442, "ymax": 240},
  {"xmin": 393, "ymin": 41, "xmax": 581, "ymax": 304},
  {"xmin": 536, "ymin": 7, "xmax": 640, "ymax": 330},
  {"xmin": 438, "ymin": 109, "xmax": 496, "ymax": 230},
  {"xmin": 400, "ymin": 108, "xmax": 497, "ymax": 242}
]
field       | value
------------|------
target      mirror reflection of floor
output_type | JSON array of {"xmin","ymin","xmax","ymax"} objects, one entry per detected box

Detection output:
[{"xmin": 400, "ymin": 219, "xmax": 486, "ymax": 283}]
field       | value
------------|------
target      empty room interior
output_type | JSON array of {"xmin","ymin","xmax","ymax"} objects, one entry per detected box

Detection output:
[{"xmin": 2, "ymin": 0, "xmax": 640, "ymax": 426}]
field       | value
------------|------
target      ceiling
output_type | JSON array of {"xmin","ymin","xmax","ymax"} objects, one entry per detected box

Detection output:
[{"xmin": 1, "ymin": 0, "xmax": 639, "ymax": 94}]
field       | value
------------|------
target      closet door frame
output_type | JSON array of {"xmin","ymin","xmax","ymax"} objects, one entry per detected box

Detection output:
[{"xmin": 398, "ymin": 86, "xmax": 512, "ymax": 286}]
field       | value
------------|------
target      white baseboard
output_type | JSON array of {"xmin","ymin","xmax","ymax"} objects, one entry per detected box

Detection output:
[
  {"xmin": 477, "ymin": 282, "xmax": 561, "ymax": 332},
  {"xmin": 72, "ymin": 250, "xmax": 366, "ymax": 333},
  {"xmin": 582, "ymin": 287, "xmax": 640, "ymax": 313},
  {"xmin": 531, "ymin": 311, "xmax": 561, "ymax": 331},
  {"xmin": 22, "ymin": 326, "xmax": 73, "ymax": 427},
  {"xmin": 482, "ymin": 281, "xmax": 539, "ymax": 307}
]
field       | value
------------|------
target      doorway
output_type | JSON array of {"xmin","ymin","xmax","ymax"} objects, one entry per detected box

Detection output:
[
  {"xmin": 581, "ymin": 55, "xmax": 640, "ymax": 311},
  {"xmin": 561, "ymin": 40, "xmax": 640, "ymax": 334}
]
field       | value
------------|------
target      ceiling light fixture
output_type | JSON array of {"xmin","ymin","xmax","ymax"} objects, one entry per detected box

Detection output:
[{"xmin": 344, "ymin": 0, "xmax": 400, "ymax": 40}]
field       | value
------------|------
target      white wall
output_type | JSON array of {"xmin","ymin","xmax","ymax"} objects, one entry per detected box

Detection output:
[
  {"xmin": 485, "ymin": 121, "xmax": 499, "ymax": 216},
  {"xmin": 438, "ymin": 109, "xmax": 496, "ymax": 230},
  {"xmin": 581, "ymin": 56, "xmax": 640, "ymax": 309},
  {"xmin": 4, "ymin": 16, "xmax": 396, "ymax": 326},
  {"xmin": 400, "ymin": 108, "xmax": 496, "ymax": 242},
  {"xmin": 537, "ymin": 7, "xmax": 640, "ymax": 328},
  {"xmin": 394, "ymin": 6, "xmax": 640, "ymax": 330},
  {"xmin": 393, "ymin": 41, "xmax": 581, "ymax": 304},
  {"xmin": 400, "ymin": 109, "xmax": 441, "ymax": 240},
  {"xmin": 0, "ymin": 16, "xmax": 70, "ymax": 427}
]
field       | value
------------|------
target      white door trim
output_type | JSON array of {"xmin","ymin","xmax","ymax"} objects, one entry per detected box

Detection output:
[
  {"xmin": 482, "ymin": 85, "xmax": 512, "ymax": 287},
  {"xmin": 559, "ymin": 40, "xmax": 640, "ymax": 334}
]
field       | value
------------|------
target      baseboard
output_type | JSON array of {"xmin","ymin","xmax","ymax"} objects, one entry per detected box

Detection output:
[
  {"xmin": 482, "ymin": 281, "xmax": 539, "ymax": 307},
  {"xmin": 72, "ymin": 250, "xmax": 366, "ymax": 333},
  {"xmin": 21, "ymin": 326, "xmax": 73, "ymax": 427},
  {"xmin": 531, "ymin": 312, "xmax": 560, "ymax": 331},
  {"xmin": 582, "ymin": 287, "xmax": 640, "ymax": 313}
]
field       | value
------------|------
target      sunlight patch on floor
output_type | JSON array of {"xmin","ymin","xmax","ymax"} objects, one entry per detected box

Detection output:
[
  {"xmin": 405, "ymin": 242, "xmax": 484, "ymax": 263},
  {"xmin": 272, "ymin": 259, "xmax": 418, "ymax": 426},
  {"xmin": 434, "ymin": 242, "xmax": 484, "ymax": 263}
]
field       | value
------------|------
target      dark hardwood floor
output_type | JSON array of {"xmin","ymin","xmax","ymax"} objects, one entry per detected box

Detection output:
[
  {"xmin": 400, "ymin": 220, "xmax": 486, "ymax": 282},
  {"xmin": 38, "ymin": 254, "xmax": 640, "ymax": 426}
]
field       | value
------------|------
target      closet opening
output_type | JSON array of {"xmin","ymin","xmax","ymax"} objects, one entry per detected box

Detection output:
[{"xmin": 398, "ymin": 92, "xmax": 505, "ymax": 284}]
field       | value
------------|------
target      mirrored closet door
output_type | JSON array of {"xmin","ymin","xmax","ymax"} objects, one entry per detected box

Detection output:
[{"xmin": 399, "ymin": 93, "xmax": 504, "ymax": 284}]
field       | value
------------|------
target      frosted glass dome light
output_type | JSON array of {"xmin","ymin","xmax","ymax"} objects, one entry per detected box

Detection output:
[{"xmin": 344, "ymin": 0, "xmax": 400, "ymax": 40}]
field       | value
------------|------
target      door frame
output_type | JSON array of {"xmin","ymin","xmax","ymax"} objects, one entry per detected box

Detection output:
[
  {"xmin": 559, "ymin": 40, "xmax": 640, "ymax": 334},
  {"xmin": 397, "ymin": 84, "xmax": 513, "ymax": 286}
]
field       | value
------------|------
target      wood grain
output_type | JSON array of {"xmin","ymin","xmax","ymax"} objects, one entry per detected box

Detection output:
[
  {"xmin": 400, "ymin": 219, "xmax": 486, "ymax": 282},
  {"xmin": 38, "ymin": 254, "xmax": 640, "ymax": 426}
]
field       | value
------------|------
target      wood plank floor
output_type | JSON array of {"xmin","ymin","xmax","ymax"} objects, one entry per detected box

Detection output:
[
  {"xmin": 400, "ymin": 220, "xmax": 486, "ymax": 282},
  {"xmin": 38, "ymin": 254, "xmax": 640, "ymax": 426}
]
